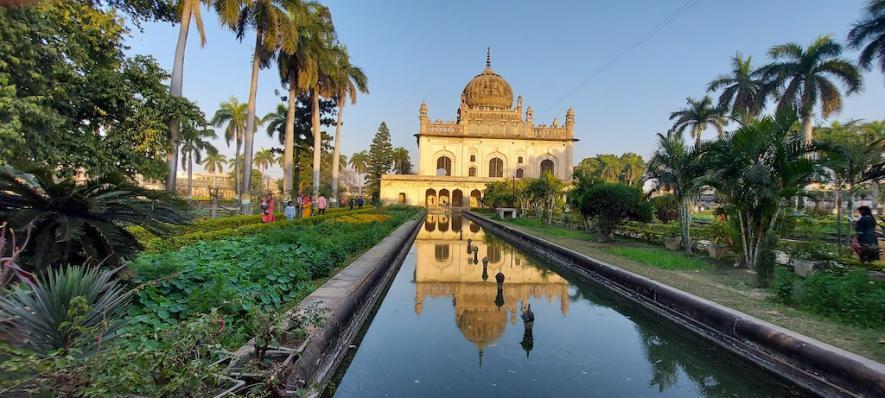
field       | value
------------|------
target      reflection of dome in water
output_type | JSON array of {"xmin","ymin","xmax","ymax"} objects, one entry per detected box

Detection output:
[{"xmin": 456, "ymin": 307, "xmax": 507, "ymax": 349}]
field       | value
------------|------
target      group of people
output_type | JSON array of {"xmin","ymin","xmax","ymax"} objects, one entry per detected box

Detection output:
[{"xmin": 259, "ymin": 192, "xmax": 367, "ymax": 223}]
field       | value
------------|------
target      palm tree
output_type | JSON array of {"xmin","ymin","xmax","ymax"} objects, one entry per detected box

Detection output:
[
  {"xmin": 309, "ymin": 44, "xmax": 338, "ymax": 199},
  {"xmin": 201, "ymin": 151, "xmax": 226, "ymax": 188},
  {"xmin": 669, "ymin": 96, "xmax": 727, "ymax": 146},
  {"xmin": 619, "ymin": 152, "xmax": 645, "ymax": 187},
  {"xmin": 596, "ymin": 154, "xmax": 622, "ymax": 182},
  {"xmin": 647, "ymin": 131, "xmax": 709, "ymax": 254},
  {"xmin": 0, "ymin": 165, "xmax": 190, "ymax": 271},
  {"xmin": 391, "ymin": 147, "xmax": 412, "ymax": 175},
  {"xmin": 216, "ymin": 0, "xmax": 297, "ymax": 213},
  {"xmin": 253, "ymin": 148, "xmax": 276, "ymax": 185},
  {"xmin": 166, "ymin": 0, "xmax": 211, "ymax": 192},
  {"xmin": 349, "ymin": 150, "xmax": 368, "ymax": 196},
  {"xmin": 328, "ymin": 45, "xmax": 369, "ymax": 205},
  {"xmin": 275, "ymin": 2, "xmax": 332, "ymax": 200},
  {"xmin": 762, "ymin": 35, "xmax": 863, "ymax": 142},
  {"xmin": 848, "ymin": 0, "xmax": 885, "ymax": 75},
  {"xmin": 706, "ymin": 113, "xmax": 822, "ymax": 280},
  {"xmin": 179, "ymin": 126, "xmax": 217, "ymax": 199},
  {"xmin": 707, "ymin": 53, "xmax": 767, "ymax": 120},
  {"xmin": 212, "ymin": 97, "xmax": 248, "ymax": 202}
]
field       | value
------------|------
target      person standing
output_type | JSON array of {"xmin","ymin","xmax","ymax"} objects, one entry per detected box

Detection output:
[
  {"xmin": 357, "ymin": 196, "xmax": 364, "ymax": 209},
  {"xmin": 302, "ymin": 195, "xmax": 312, "ymax": 218},
  {"xmin": 317, "ymin": 194, "xmax": 327, "ymax": 215},
  {"xmin": 261, "ymin": 193, "xmax": 275, "ymax": 223},
  {"xmin": 295, "ymin": 194, "xmax": 303, "ymax": 219},
  {"xmin": 348, "ymin": 196, "xmax": 354, "ymax": 210},
  {"xmin": 853, "ymin": 206, "xmax": 880, "ymax": 263},
  {"xmin": 284, "ymin": 200, "xmax": 296, "ymax": 221}
]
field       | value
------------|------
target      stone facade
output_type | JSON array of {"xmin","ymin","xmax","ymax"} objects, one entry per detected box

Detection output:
[{"xmin": 380, "ymin": 49, "xmax": 578, "ymax": 207}]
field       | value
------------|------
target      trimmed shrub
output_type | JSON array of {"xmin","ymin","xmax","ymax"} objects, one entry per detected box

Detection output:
[
  {"xmin": 770, "ymin": 268, "xmax": 885, "ymax": 328},
  {"xmin": 649, "ymin": 194, "xmax": 678, "ymax": 223},
  {"xmin": 576, "ymin": 183, "xmax": 651, "ymax": 240}
]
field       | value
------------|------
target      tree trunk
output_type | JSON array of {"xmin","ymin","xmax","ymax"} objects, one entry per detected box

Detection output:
[
  {"xmin": 679, "ymin": 197, "xmax": 692, "ymax": 254},
  {"xmin": 234, "ymin": 137, "xmax": 241, "ymax": 201},
  {"xmin": 801, "ymin": 112, "xmax": 814, "ymax": 143},
  {"xmin": 166, "ymin": 4, "xmax": 192, "ymax": 192},
  {"xmin": 331, "ymin": 101, "xmax": 345, "ymax": 207},
  {"xmin": 311, "ymin": 89, "xmax": 321, "ymax": 197},
  {"xmin": 836, "ymin": 185, "xmax": 843, "ymax": 254},
  {"xmin": 283, "ymin": 73, "xmax": 297, "ymax": 200},
  {"xmin": 187, "ymin": 152, "xmax": 194, "ymax": 199},
  {"xmin": 694, "ymin": 125, "xmax": 701, "ymax": 147},
  {"xmin": 241, "ymin": 31, "xmax": 262, "ymax": 214}
]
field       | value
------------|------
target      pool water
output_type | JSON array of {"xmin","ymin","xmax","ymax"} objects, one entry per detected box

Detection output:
[{"xmin": 332, "ymin": 213, "xmax": 805, "ymax": 398}]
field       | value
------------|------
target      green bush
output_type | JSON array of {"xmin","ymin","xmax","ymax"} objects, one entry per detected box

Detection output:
[
  {"xmin": 770, "ymin": 268, "xmax": 885, "ymax": 328},
  {"xmin": 576, "ymin": 182, "xmax": 651, "ymax": 240},
  {"xmin": 649, "ymin": 194, "xmax": 678, "ymax": 223}
]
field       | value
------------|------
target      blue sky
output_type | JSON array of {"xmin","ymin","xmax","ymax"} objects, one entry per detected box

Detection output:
[{"xmin": 124, "ymin": 0, "xmax": 885, "ymax": 176}]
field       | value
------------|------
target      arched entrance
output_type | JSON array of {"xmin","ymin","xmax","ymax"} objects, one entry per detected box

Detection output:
[
  {"xmin": 469, "ymin": 189, "xmax": 482, "ymax": 208},
  {"xmin": 438, "ymin": 214, "xmax": 449, "ymax": 232},
  {"xmin": 452, "ymin": 189, "xmax": 464, "ymax": 207},
  {"xmin": 438, "ymin": 189, "xmax": 450, "ymax": 207},
  {"xmin": 397, "ymin": 192, "xmax": 406, "ymax": 204},
  {"xmin": 425, "ymin": 188, "xmax": 437, "ymax": 207}
]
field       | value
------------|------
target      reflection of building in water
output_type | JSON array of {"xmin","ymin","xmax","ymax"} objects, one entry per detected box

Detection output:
[{"xmin": 414, "ymin": 214, "xmax": 569, "ymax": 353}]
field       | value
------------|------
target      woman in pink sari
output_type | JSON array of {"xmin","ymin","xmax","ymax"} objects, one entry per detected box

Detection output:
[{"xmin": 261, "ymin": 193, "xmax": 275, "ymax": 223}]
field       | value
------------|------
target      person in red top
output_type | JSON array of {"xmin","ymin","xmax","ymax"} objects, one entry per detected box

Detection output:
[{"xmin": 261, "ymin": 192, "xmax": 275, "ymax": 223}]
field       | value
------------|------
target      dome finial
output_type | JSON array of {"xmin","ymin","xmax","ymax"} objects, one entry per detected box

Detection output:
[{"xmin": 486, "ymin": 47, "xmax": 491, "ymax": 68}]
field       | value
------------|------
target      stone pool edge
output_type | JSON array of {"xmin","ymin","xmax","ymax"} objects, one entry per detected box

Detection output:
[
  {"xmin": 464, "ymin": 211, "xmax": 885, "ymax": 398},
  {"xmin": 283, "ymin": 212, "xmax": 425, "ymax": 397}
]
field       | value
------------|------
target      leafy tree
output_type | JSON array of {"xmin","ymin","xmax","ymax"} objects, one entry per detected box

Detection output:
[
  {"xmin": 649, "ymin": 194, "xmax": 679, "ymax": 223},
  {"xmin": 762, "ymin": 35, "xmax": 863, "ymax": 142},
  {"xmin": 392, "ymin": 147, "xmax": 413, "ymax": 174},
  {"xmin": 707, "ymin": 53, "xmax": 768, "ymax": 119},
  {"xmin": 848, "ymin": 0, "xmax": 885, "ymax": 75},
  {"xmin": 573, "ymin": 182, "xmax": 651, "ymax": 241},
  {"xmin": 524, "ymin": 174, "xmax": 565, "ymax": 224},
  {"xmin": 328, "ymin": 45, "xmax": 369, "ymax": 205},
  {"xmin": 706, "ymin": 113, "xmax": 823, "ymax": 283},
  {"xmin": 200, "ymin": 151, "xmax": 226, "ymax": 188},
  {"xmin": 179, "ymin": 126, "xmax": 217, "ymax": 199},
  {"xmin": 212, "ymin": 97, "xmax": 251, "ymax": 202},
  {"xmin": 0, "ymin": 164, "xmax": 190, "ymax": 272},
  {"xmin": 482, "ymin": 180, "xmax": 516, "ymax": 209},
  {"xmin": 366, "ymin": 122, "xmax": 393, "ymax": 201},
  {"xmin": 0, "ymin": 2, "xmax": 199, "ymax": 179},
  {"xmin": 349, "ymin": 150, "xmax": 369, "ymax": 197},
  {"xmin": 646, "ymin": 131, "xmax": 709, "ymax": 253},
  {"xmin": 669, "ymin": 96, "xmax": 727, "ymax": 146}
]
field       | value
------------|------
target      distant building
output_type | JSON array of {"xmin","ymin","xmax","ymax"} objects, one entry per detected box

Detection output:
[{"xmin": 380, "ymin": 49, "xmax": 578, "ymax": 207}]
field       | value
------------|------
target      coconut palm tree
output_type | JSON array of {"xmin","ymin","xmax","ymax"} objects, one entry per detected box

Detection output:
[
  {"xmin": 349, "ymin": 150, "xmax": 368, "ymax": 197},
  {"xmin": 201, "ymin": 151, "xmax": 226, "ymax": 188},
  {"xmin": 761, "ymin": 35, "xmax": 863, "ymax": 142},
  {"xmin": 707, "ymin": 53, "xmax": 768, "ymax": 120},
  {"xmin": 647, "ymin": 131, "xmax": 709, "ymax": 254},
  {"xmin": 596, "ymin": 154, "xmax": 622, "ymax": 182},
  {"xmin": 848, "ymin": 0, "xmax": 885, "ymax": 75},
  {"xmin": 391, "ymin": 147, "xmax": 412, "ymax": 175},
  {"xmin": 669, "ymin": 96, "xmax": 727, "ymax": 146},
  {"xmin": 619, "ymin": 152, "xmax": 645, "ymax": 187},
  {"xmin": 179, "ymin": 126, "xmax": 218, "ymax": 199},
  {"xmin": 275, "ymin": 1, "xmax": 332, "ymax": 200},
  {"xmin": 211, "ymin": 97, "xmax": 248, "ymax": 202},
  {"xmin": 328, "ymin": 45, "xmax": 369, "ymax": 205},
  {"xmin": 166, "ymin": 0, "xmax": 211, "ymax": 192},
  {"xmin": 308, "ymin": 45, "xmax": 338, "ymax": 199},
  {"xmin": 253, "ymin": 148, "xmax": 276, "ymax": 179},
  {"xmin": 216, "ymin": 0, "xmax": 297, "ymax": 213}
]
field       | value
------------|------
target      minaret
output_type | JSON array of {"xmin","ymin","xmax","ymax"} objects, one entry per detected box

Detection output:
[
  {"xmin": 526, "ymin": 106, "xmax": 534, "ymax": 128},
  {"xmin": 486, "ymin": 47, "xmax": 492, "ymax": 69},
  {"xmin": 566, "ymin": 106, "xmax": 575, "ymax": 135},
  {"xmin": 419, "ymin": 102, "xmax": 428, "ymax": 134}
]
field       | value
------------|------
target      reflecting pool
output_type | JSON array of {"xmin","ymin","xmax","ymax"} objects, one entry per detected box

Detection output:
[{"xmin": 333, "ymin": 213, "xmax": 804, "ymax": 397}]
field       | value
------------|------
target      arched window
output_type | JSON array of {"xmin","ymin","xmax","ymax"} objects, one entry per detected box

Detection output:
[
  {"xmin": 435, "ymin": 244, "xmax": 450, "ymax": 261},
  {"xmin": 436, "ymin": 156, "xmax": 452, "ymax": 176},
  {"xmin": 540, "ymin": 159, "xmax": 555, "ymax": 176},
  {"xmin": 516, "ymin": 168, "xmax": 524, "ymax": 178},
  {"xmin": 470, "ymin": 154, "xmax": 476, "ymax": 162},
  {"xmin": 517, "ymin": 156, "xmax": 523, "ymax": 164},
  {"xmin": 468, "ymin": 167, "xmax": 476, "ymax": 177},
  {"xmin": 488, "ymin": 157, "xmax": 503, "ymax": 177}
]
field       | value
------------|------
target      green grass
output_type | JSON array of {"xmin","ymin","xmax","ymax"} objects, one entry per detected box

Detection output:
[
  {"xmin": 607, "ymin": 246, "xmax": 714, "ymax": 271},
  {"xmin": 505, "ymin": 217, "xmax": 591, "ymax": 240}
]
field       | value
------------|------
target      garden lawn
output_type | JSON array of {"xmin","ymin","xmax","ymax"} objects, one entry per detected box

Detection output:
[
  {"xmin": 476, "ymin": 213, "xmax": 885, "ymax": 363},
  {"xmin": 125, "ymin": 207, "xmax": 419, "ymax": 349},
  {"xmin": 607, "ymin": 247, "xmax": 712, "ymax": 271}
]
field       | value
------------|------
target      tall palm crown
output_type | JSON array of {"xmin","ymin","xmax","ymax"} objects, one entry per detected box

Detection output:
[
  {"xmin": 848, "ymin": 0, "xmax": 885, "ymax": 74},
  {"xmin": 349, "ymin": 150, "xmax": 369, "ymax": 174},
  {"xmin": 202, "ymin": 152, "xmax": 226, "ymax": 174},
  {"xmin": 762, "ymin": 35, "xmax": 862, "ymax": 141},
  {"xmin": 619, "ymin": 153, "xmax": 645, "ymax": 187},
  {"xmin": 179, "ymin": 127, "xmax": 217, "ymax": 170},
  {"xmin": 212, "ymin": 97, "xmax": 248, "ymax": 148},
  {"xmin": 669, "ymin": 96, "xmax": 727, "ymax": 146},
  {"xmin": 328, "ymin": 44, "xmax": 369, "ymax": 202},
  {"xmin": 253, "ymin": 148, "xmax": 276, "ymax": 170},
  {"xmin": 707, "ymin": 53, "xmax": 767, "ymax": 119},
  {"xmin": 391, "ymin": 147, "xmax": 412, "ymax": 175}
]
